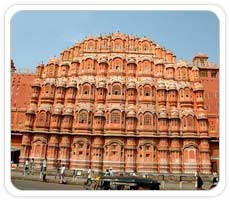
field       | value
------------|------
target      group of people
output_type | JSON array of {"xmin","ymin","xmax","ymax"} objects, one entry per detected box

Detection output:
[
  {"xmin": 23, "ymin": 160, "xmax": 219, "ymax": 190},
  {"xmin": 196, "ymin": 172, "xmax": 219, "ymax": 190},
  {"xmin": 23, "ymin": 158, "xmax": 66, "ymax": 184},
  {"xmin": 85, "ymin": 167, "xmax": 114, "ymax": 186}
]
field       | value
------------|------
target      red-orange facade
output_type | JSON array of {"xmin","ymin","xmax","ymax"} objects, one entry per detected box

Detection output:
[{"xmin": 11, "ymin": 33, "xmax": 219, "ymax": 174}]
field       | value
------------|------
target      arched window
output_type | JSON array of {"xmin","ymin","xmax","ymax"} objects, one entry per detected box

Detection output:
[
  {"xmin": 182, "ymin": 68, "xmax": 187, "ymax": 80},
  {"xmin": 111, "ymin": 111, "xmax": 120, "ymax": 124},
  {"xmin": 79, "ymin": 111, "xmax": 87, "ymax": 124},
  {"xmin": 45, "ymin": 85, "xmax": 51, "ymax": 94},
  {"xmin": 185, "ymin": 88, "xmax": 190, "ymax": 98},
  {"xmin": 112, "ymin": 84, "xmax": 121, "ymax": 95},
  {"xmin": 144, "ymin": 113, "xmax": 152, "ymax": 126},
  {"xmin": 187, "ymin": 115, "xmax": 194, "ymax": 128},
  {"xmin": 38, "ymin": 111, "xmax": 46, "ymax": 126},
  {"xmin": 88, "ymin": 42, "xmax": 94, "ymax": 50},
  {"xmin": 144, "ymin": 86, "xmax": 151, "ymax": 96},
  {"xmin": 82, "ymin": 85, "xmax": 90, "ymax": 95}
]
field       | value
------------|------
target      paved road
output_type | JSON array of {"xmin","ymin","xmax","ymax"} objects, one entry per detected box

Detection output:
[
  {"xmin": 12, "ymin": 179, "xmax": 213, "ymax": 191},
  {"xmin": 12, "ymin": 179, "xmax": 85, "ymax": 190}
]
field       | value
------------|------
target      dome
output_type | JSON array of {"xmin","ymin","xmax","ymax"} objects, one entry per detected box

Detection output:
[
  {"xmin": 165, "ymin": 63, "xmax": 174, "ymax": 69},
  {"xmin": 167, "ymin": 81, "xmax": 177, "ymax": 90},
  {"xmin": 170, "ymin": 108, "xmax": 179, "ymax": 118},
  {"xmin": 197, "ymin": 109, "xmax": 208, "ymax": 119},
  {"xmin": 192, "ymin": 65, "xmax": 199, "ymax": 71},
  {"xmin": 127, "ymin": 57, "xmax": 136, "ymax": 65},
  {"xmin": 193, "ymin": 82, "xmax": 204, "ymax": 91},
  {"xmin": 194, "ymin": 53, "xmax": 208, "ymax": 58},
  {"xmin": 56, "ymin": 78, "xmax": 66, "ymax": 87},
  {"xmin": 157, "ymin": 79, "xmax": 166, "ymax": 90},
  {"xmin": 32, "ymin": 79, "xmax": 41, "ymax": 88},
  {"xmin": 155, "ymin": 59, "xmax": 164, "ymax": 65},
  {"xmin": 127, "ymin": 81, "xmax": 136, "ymax": 89},
  {"xmin": 158, "ymin": 107, "xmax": 167, "ymax": 118},
  {"xmin": 26, "ymin": 104, "xmax": 36, "ymax": 115},
  {"xmin": 71, "ymin": 58, "xmax": 81, "ymax": 63},
  {"xmin": 127, "ymin": 110, "xmax": 136, "ymax": 118},
  {"xmin": 63, "ymin": 106, "xmax": 74, "ymax": 115},
  {"xmin": 177, "ymin": 60, "xmax": 188, "ymax": 68},
  {"xmin": 99, "ymin": 56, "xmax": 108, "ymax": 64},
  {"xmin": 94, "ymin": 110, "xmax": 105, "ymax": 117},
  {"xmin": 53, "ymin": 104, "xmax": 64, "ymax": 115},
  {"xmin": 48, "ymin": 57, "xmax": 59, "ymax": 65},
  {"xmin": 97, "ymin": 80, "xmax": 106, "ymax": 88},
  {"xmin": 67, "ymin": 79, "xmax": 77, "ymax": 88}
]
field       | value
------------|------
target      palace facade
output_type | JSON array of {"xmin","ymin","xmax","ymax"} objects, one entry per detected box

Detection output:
[{"xmin": 11, "ymin": 32, "xmax": 219, "ymax": 174}]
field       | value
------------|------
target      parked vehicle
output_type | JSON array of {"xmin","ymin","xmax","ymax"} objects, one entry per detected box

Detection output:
[{"xmin": 92, "ymin": 176, "xmax": 160, "ymax": 190}]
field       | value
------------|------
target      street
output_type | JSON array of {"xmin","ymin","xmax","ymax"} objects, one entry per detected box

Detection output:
[{"xmin": 12, "ymin": 179, "xmax": 85, "ymax": 190}]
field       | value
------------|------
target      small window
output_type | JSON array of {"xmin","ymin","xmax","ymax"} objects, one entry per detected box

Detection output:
[
  {"xmin": 199, "ymin": 70, "xmax": 208, "ymax": 77},
  {"xmin": 111, "ymin": 112, "xmax": 120, "ymax": 124},
  {"xmin": 211, "ymin": 70, "xmax": 217, "ymax": 78}
]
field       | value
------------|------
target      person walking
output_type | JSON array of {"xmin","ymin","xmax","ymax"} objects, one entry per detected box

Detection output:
[
  {"xmin": 86, "ymin": 168, "xmax": 93, "ymax": 186},
  {"xmin": 104, "ymin": 169, "xmax": 110, "ymax": 176},
  {"xmin": 60, "ymin": 164, "xmax": 66, "ymax": 184},
  {"xmin": 197, "ymin": 174, "xmax": 203, "ymax": 190},
  {"xmin": 39, "ymin": 162, "xmax": 43, "ymax": 179},
  {"xmin": 109, "ymin": 167, "xmax": 114, "ymax": 176},
  {"xmin": 23, "ymin": 158, "xmax": 29, "ymax": 176},
  {"xmin": 30, "ymin": 158, "xmax": 35, "ymax": 175},
  {"xmin": 42, "ymin": 158, "xmax": 47, "ymax": 172},
  {"xmin": 42, "ymin": 167, "xmax": 47, "ymax": 182},
  {"xmin": 55, "ymin": 160, "xmax": 61, "ymax": 180}
]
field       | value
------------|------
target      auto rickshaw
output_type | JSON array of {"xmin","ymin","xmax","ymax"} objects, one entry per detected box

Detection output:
[{"xmin": 92, "ymin": 176, "xmax": 160, "ymax": 190}]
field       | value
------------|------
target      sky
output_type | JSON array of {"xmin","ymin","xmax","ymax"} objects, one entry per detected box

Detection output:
[{"xmin": 10, "ymin": 11, "xmax": 219, "ymax": 70}]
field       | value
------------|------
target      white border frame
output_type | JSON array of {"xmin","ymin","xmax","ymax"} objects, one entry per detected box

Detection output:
[{"xmin": 4, "ymin": 4, "xmax": 226, "ymax": 197}]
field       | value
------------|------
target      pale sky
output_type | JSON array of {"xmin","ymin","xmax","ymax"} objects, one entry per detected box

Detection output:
[{"xmin": 11, "ymin": 11, "xmax": 219, "ymax": 70}]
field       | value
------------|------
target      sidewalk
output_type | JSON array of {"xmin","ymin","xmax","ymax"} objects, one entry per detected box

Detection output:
[
  {"xmin": 11, "ymin": 168, "xmax": 214, "ymax": 190},
  {"xmin": 11, "ymin": 168, "xmax": 87, "ymax": 185}
]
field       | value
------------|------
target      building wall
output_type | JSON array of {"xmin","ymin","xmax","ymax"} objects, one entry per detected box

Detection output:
[
  {"xmin": 193, "ymin": 55, "xmax": 219, "ymax": 173},
  {"xmin": 11, "ymin": 33, "xmax": 219, "ymax": 174},
  {"xmin": 11, "ymin": 73, "xmax": 35, "ymax": 149}
]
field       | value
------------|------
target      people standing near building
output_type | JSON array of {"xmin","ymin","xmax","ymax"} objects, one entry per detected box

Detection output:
[
  {"xmin": 42, "ymin": 167, "xmax": 47, "ymax": 182},
  {"xmin": 39, "ymin": 162, "xmax": 43, "ymax": 179},
  {"xmin": 30, "ymin": 158, "xmax": 35, "ymax": 175},
  {"xmin": 60, "ymin": 164, "xmax": 66, "ymax": 184},
  {"xmin": 197, "ymin": 174, "xmax": 203, "ymax": 190},
  {"xmin": 55, "ymin": 160, "xmax": 61, "ymax": 180},
  {"xmin": 109, "ymin": 167, "xmax": 114, "ymax": 176},
  {"xmin": 23, "ymin": 158, "xmax": 29, "ymax": 176},
  {"xmin": 105, "ymin": 169, "xmax": 110, "ymax": 176},
  {"xmin": 42, "ymin": 158, "xmax": 47, "ymax": 172},
  {"xmin": 86, "ymin": 168, "xmax": 93, "ymax": 185},
  {"xmin": 211, "ymin": 172, "xmax": 219, "ymax": 189}
]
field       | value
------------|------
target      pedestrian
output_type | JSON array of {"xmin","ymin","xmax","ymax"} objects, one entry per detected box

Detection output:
[
  {"xmin": 42, "ymin": 158, "xmax": 47, "ymax": 172},
  {"xmin": 39, "ymin": 163, "xmax": 43, "ymax": 179},
  {"xmin": 212, "ymin": 172, "xmax": 218, "ymax": 188},
  {"xmin": 109, "ymin": 167, "xmax": 114, "ymax": 176},
  {"xmin": 104, "ymin": 169, "xmax": 110, "ymax": 176},
  {"xmin": 55, "ymin": 160, "xmax": 61, "ymax": 180},
  {"xmin": 23, "ymin": 158, "xmax": 29, "ymax": 176},
  {"xmin": 60, "ymin": 164, "xmax": 66, "ymax": 184},
  {"xmin": 197, "ymin": 174, "xmax": 203, "ymax": 190},
  {"xmin": 30, "ymin": 158, "xmax": 35, "ymax": 175},
  {"xmin": 86, "ymin": 168, "xmax": 93, "ymax": 185},
  {"xmin": 42, "ymin": 167, "xmax": 47, "ymax": 182}
]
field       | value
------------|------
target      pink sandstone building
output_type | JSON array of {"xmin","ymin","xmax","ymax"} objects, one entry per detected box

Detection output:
[{"xmin": 11, "ymin": 32, "xmax": 219, "ymax": 174}]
